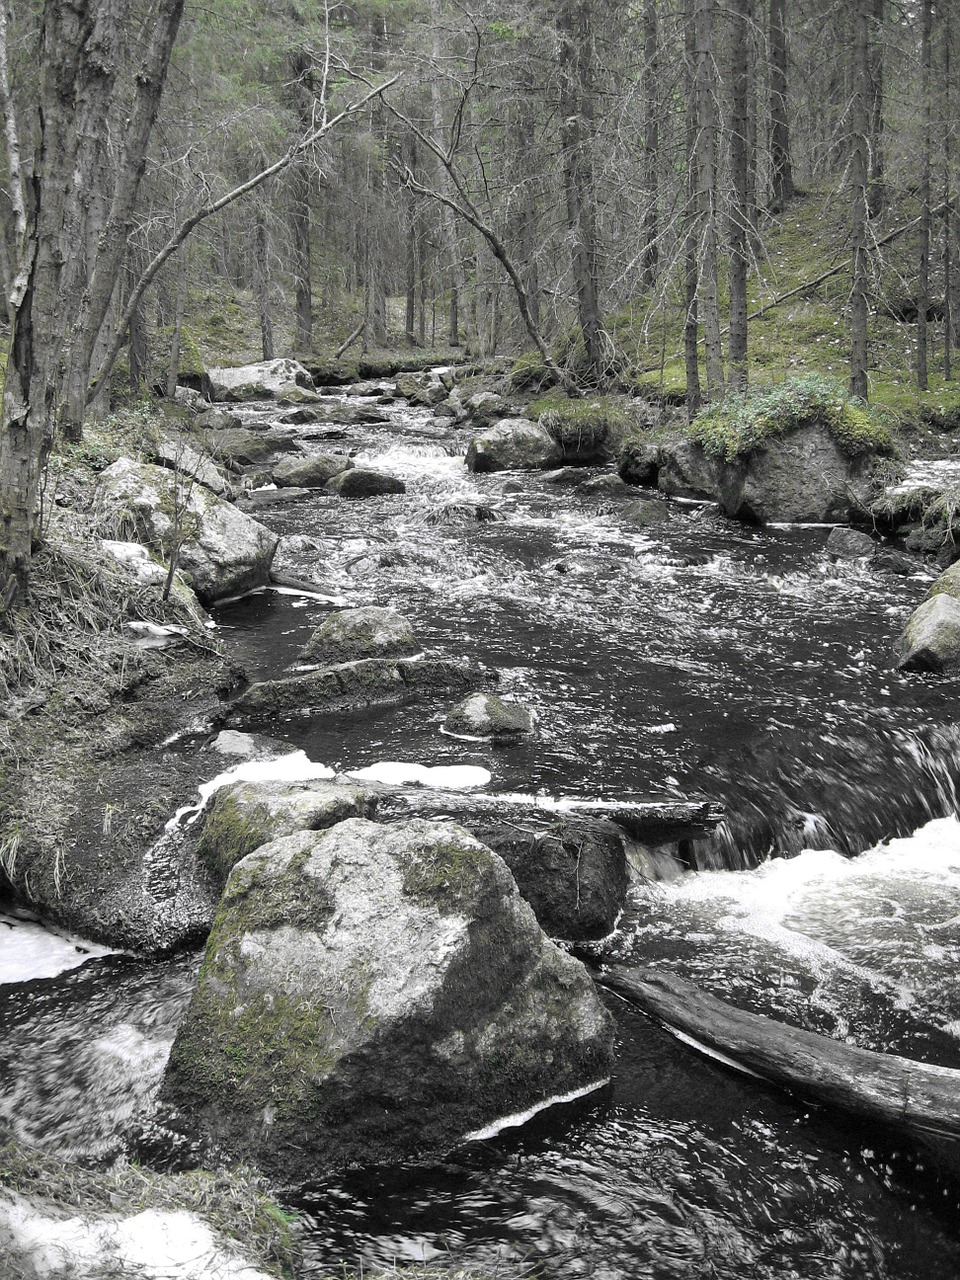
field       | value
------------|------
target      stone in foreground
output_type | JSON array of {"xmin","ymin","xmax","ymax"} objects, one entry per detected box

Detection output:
[{"xmin": 161, "ymin": 817, "xmax": 614, "ymax": 1180}]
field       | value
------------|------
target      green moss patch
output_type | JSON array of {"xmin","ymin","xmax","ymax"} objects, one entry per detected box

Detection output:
[
  {"xmin": 529, "ymin": 393, "xmax": 634, "ymax": 454},
  {"xmin": 690, "ymin": 374, "xmax": 897, "ymax": 462}
]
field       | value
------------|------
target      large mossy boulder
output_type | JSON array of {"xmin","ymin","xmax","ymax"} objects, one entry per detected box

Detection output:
[
  {"xmin": 657, "ymin": 425, "xmax": 881, "ymax": 523},
  {"xmin": 299, "ymin": 606, "xmax": 418, "ymax": 665},
  {"xmin": 208, "ymin": 358, "xmax": 315, "ymax": 402},
  {"xmin": 161, "ymin": 817, "xmax": 614, "ymax": 1180},
  {"xmin": 96, "ymin": 458, "xmax": 278, "ymax": 604},
  {"xmin": 466, "ymin": 419, "xmax": 563, "ymax": 473}
]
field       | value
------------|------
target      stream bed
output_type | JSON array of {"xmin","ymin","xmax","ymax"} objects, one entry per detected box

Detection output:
[{"xmin": 3, "ymin": 383, "xmax": 960, "ymax": 1278}]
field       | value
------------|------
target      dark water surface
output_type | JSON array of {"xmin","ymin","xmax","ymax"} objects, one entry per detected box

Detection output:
[{"xmin": 3, "ymin": 385, "xmax": 960, "ymax": 1278}]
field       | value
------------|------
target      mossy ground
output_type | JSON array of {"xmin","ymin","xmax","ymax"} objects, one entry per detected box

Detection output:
[{"xmin": 508, "ymin": 183, "xmax": 960, "ymax": 446}]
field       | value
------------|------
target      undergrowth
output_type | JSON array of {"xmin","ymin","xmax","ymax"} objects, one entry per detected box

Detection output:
[{"xmin": 689, "ymin": 373, "xmax": 897, "ymax": 462}]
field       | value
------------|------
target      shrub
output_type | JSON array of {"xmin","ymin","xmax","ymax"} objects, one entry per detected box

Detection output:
[{"xmin": 690, "ymin": 374, "xmax": 897, "ymax": 462}]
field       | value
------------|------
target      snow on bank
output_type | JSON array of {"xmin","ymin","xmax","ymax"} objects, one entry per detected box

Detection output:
[{"xmin": 0, "ymin": 1195, "xmax": 272, "ymax": 1280}]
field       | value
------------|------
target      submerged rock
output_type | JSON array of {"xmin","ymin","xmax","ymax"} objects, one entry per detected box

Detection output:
[
  {"xmin": 466, "ymin": 418, "xmax": 563, "ymax": 473},
  {"xmin": 227, "ymin": 655, "xmax": 493, "ymax": 723},
  {"xmin": 161, "ymin": 817, "xmax": 614, "ymax": 1180},
  {"xmin": 826, "ymin": 527, "xmax": 877, "ymax": 560},
  {"xmin": 444, "ymin": 692, "xmax": 534, "ymax": 740},
  {"xmin": 95, "ymin": 458, "xmax": 278, "ymax": 604},
  {"xmin": 299, "ymin": 606, "xmax": 418, "ymax": 664}
]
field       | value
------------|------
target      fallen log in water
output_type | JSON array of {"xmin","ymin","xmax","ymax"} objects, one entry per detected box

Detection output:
[{"xmin": 602, "ymin": 966, "xmax": 960, "ymax": 1174}]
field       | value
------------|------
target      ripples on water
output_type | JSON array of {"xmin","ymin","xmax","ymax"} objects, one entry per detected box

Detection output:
[{"xmin": 4, "ymin": 389, "xmax": 960, "ymax": 1277}]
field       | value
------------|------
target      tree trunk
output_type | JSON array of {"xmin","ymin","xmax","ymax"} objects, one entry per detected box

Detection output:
[
  {"xmin": 288, "ymin": 51, "xmax": 313, "ymax": 353},
  {"xmin": 602, "ymin": 966, "xmax": 960, "ymax": 1180},
  {"xmin": 558, "ymin": 0, "xmax": 604, "ymax": 383},
  {"xmin": 849, "ymin": 1, "xmax": 871, "ymax": 400},
  {"xmin": 695, "ymin": 0, "xmax": 723, "ymax": 395},
  {"xmin": 165, "ymin": 252, "xmax": 188, "ymax": 401},
  {"xmin": 917, "ymin": 0, "xmax": 933, "ymax": 392},
  {"xmin": 641, "ymin": 0, "xmax": 660, "ymax": 289},
  {"xmin": 867, "ymin": 0, "xmax": 886, "ymax": 217},
  {"xmin": 944, "ymin": 14, "xmax": 955, "ymax": 380},
  {"xmin": 255, "ymin": 207, "xmax": 274, "ymax": 362},
  {"xmin": 769, "ymin": 0, "xmax": 794, "ymax": 212},
  {"xmin": 683, "ymin": 0, "xmax": 702, "ymax": 419},
  {"xmin": 0, "ymin": 0, "xmax": 185, "ymax": 615},
  {"xmin": 728, "ymin": 0, "xmax": 752, "ymax": 392}
]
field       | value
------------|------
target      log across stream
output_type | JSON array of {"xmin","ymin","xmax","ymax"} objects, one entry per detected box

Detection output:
[{"xmin": 601, "ymin": 966, "xmax": 960, "ymax": 1177}]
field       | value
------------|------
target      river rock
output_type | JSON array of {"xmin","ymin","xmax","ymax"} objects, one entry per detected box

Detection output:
[
  {"xmin": 299, "ymin": 606, "xmax": 418, "ymax": 664},
  {"xmin": 926, "ymin": 560, "xmax": 960, "ymax": 601},
  {"xmin": 227, "ymin": 655, "xmax": 492, "ymax": 723},
  {"xmin": 579, "ymin": 473, "xmax": 631, "ymax": 495},
  {"xmin": 208, "ymin": 358, "xmax": 315, "ymax": 402},
  {"xmin": 396, "ymin": 371, "xmax": 447, "ymax": 407},
  {"xmin": 327, "ymin": 468, "xmax": 406, "ymax": 498},
  {"xmin": 658, "ymin": 425, "xmax": 881, "ymax": 524},
  {"xmin": 444, "ymin": 692, "xmax": 534, "ymax": 739},
  {"xmin": 272, "ymin": 453, "xmax": 353, "ymax": 488},
  {"xmin": 161, "ymin": 817, "xmax": 614, "ymax": 1179},
  {"xmin": 826, "ymin": 527, "xmax": 877, "ymax": 560},
  {"xmin": 96, "ymin": 458, "xmax": 278, "ymax": 604},
  {"xmin": 897, "ymin": 593, "xmax": 960, "ymax": 672},
  {"xmin": 193, "ymin": 407, "xmax": 242, "ymax": 432},
  {"xmin": 151, "ymin": 435, "xmax": 236, "ymax": 498},
  {"xmin": 466, "ymin": 419, "xmax": 563, "ymax": 473},
  {"xmin": 464, "ymin": 390, "xmax": 507, "ymax": 426},
  {"xmin": 201, "ymin": 427, "xmax": 297, "ymax": 468},
  {"xmin": 198, "ymin": 778, "xmax": 376, "ymax": 885},
  {"xmin": 622, "ymin": 498, "xmax": 672, "ymax": 528},
  {"xmin": 618, "ymin": 440, "xmax": 665, "ymax": 488}
]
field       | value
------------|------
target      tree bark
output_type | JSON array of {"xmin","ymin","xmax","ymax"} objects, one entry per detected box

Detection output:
[
  {"xmin": 867, "ymin": 0, "xmax": 886, "ymax": 217},
  {"xmin": 917, "ymin": 0, "xmax": 933, "ymax": 392},
  {"xmin": 849, "ymin": 0, "xmax": 871, "ymax": 400},
  {"xmin": 769, "ymin": 0, "xmax": 794, "ymax": 213},
  {"xmin": 683, "ymin": 0, "xmax": 702, "ymax": 419},
  {"xmin": 0, "ymin": 0, "xmax": 185, "ymax": 616},
  {"xmin": 727, "ymin": 0, "xmax": 752, "ymax": 392},
  {"xmin": 695, "ymin": 0, "xmax": 723, "ymax": 396},
  {"xmin": 557, "ymin": 0, "xmax": 604, "ymax": 383},
  {"xmin": 641, "ymin": 0, "xmax": 660, "ymax": 289},
  {"xmin": 254, "ymin": 207, "xmax": 275, "ymax": 362},
  {"xmin": 288, "ymin": 50, "xmax": 313, "ymax": 353}
]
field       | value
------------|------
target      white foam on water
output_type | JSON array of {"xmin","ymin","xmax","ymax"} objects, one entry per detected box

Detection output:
[
  {"xmin": 0, "ymin": 915, "xmax": 116, "ymax": 985},
  {"xmin": 344, "ymin": 762, "xmax": 492, "ymax": 790},
  {"xmin": 166, "ymin": 751, "xmax": 336, "ymax": 829},
  {"xmin": 462, "ymin": 1077, "xmax": 610, "ymax": 1142}
]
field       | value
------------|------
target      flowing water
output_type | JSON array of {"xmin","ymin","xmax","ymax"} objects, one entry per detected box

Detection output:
[{"xmin": 3, "ymin": 383, "xmax": 960, "ymax": 1277}]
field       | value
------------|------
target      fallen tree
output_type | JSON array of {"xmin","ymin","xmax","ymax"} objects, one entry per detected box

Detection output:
[{"xmin": 601, "ymin": 966, "xmax": 960, "ymax": 1178}]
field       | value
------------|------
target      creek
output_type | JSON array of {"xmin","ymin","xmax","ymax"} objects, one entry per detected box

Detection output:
[{"xmin": 2, "ymin": 382, "xmax": 960, "ymax": 1278}]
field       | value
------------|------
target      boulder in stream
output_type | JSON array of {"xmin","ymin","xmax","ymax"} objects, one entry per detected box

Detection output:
[
  {"xmin": 444, "ymin": 692, "xmax": 534, "ymax": 740},
  {"xmin": 466, "ymin": 418, "xmax": 563, "ymax": 473},
  {"xmin": 898, "ymin": 589, "xmax": 960, "ymax": 673},
  {"xmin": 298, "ymin": 606, "xmax": 419, "ymax": 664},
  {"xmin": 271, "ymin": 452, "xmax": 353, "ymax": 488},
  {"xmin": 95, "ymin": 458, "xmax": 278, "ymax": 604},
  {"xmin": 657, "ymin": 424, "xmax": 882, "ymax": 524},
  {"xmin": 197, "ymin": 778, "xmax": 376, "ymax": 886},
  {"xmin": 208, "ymin": 358, "xmax": 315, "ymax": 402},
  {"xmin": 161, "ymin": 817, "xmax": 614, "ymax": 1179},
  {"xmin": 327, "ymin": 468, "xmax": 407, "ymax": 498}
]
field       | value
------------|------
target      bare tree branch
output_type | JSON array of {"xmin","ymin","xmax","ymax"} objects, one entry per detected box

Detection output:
[{"xmin": 89, "ymin": 73, "xmax": 399, "ymax": 401}]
